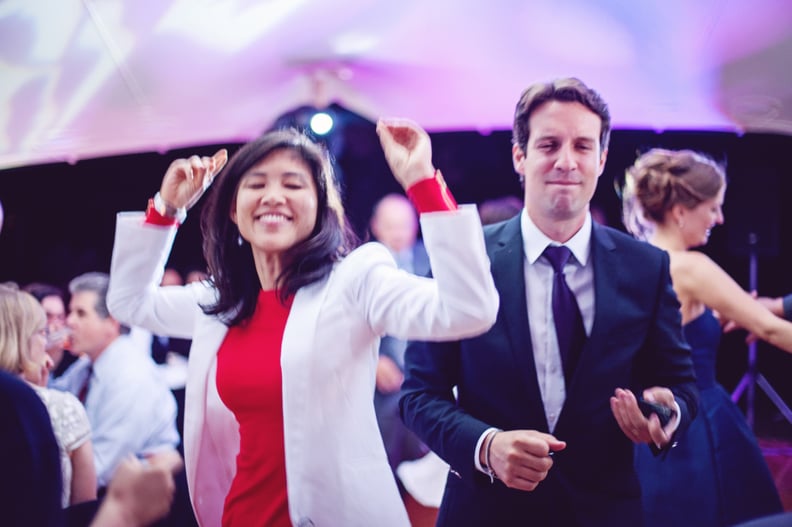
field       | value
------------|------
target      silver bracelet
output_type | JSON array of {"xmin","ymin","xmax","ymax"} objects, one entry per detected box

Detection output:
[
  {"xmin": 153, "ymin": 192, "xmax": 187, "ymax": 223},
  {"xmin": 484, "ymin": 430, "xmax": 499, "ymax": 483}
]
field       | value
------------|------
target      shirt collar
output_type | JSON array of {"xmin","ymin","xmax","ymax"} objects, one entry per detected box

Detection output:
[
  {"xmin": 92, "ymin": 335, "xmax": 126, "ymax": 378},
  {"xmin": 521, "ymin": 208, "xmax": 592, "ymax": 266}
]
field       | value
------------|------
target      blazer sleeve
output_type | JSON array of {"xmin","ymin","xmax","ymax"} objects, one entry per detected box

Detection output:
[
  {"xmin": 640, "ymin": 249, "xmax": 699, "ymax": 446},
  {"xmin": 108, "ymin": 212, "xmax": 206, "ymax": 339},
  {"xmin": 399, "ymin": 337, "xmax": 491, "ymax": 484},
  {"xmin": 346, "ymin": 205, "xmax": 498, "ymax": 341}
]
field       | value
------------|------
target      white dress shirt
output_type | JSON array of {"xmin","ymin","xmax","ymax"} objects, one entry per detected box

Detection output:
[
  {"xmin": 51, "ymin": 334, "xmax": 179, "ymax": 486},
  {"xmin": 475, "ymin": 210, "xmax": 594, "ymax": 473},
  {"xmin": 522, "ymin": 210, "xmax": 594, "ymax": 432}
]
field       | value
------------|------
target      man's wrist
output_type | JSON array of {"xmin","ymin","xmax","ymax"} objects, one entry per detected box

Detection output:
[
  {"xmin": 478, "ymin": 429, "xmax": 500, "ymax": 484},
  {"xmin": 484, "ymin": 431, "xmax": 500, "ymax": 483}
]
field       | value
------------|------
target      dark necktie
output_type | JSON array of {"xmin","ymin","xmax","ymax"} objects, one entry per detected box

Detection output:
[
  {"xmin": 78, "ymin": 365, "xmax": 92, "ymax": 403},
  {"xmin": 543, "ymin": 245, "xmax": 586, "ymax": 386}
]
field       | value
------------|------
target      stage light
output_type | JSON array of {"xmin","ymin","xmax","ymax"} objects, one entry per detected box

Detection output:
[
  {"xmin": 310, "ymin": 111, "xmax": 334, "ymax": 135},
  {"xmin": 268, "ymin": 103, "xmax": 376, "ymax": 186}
]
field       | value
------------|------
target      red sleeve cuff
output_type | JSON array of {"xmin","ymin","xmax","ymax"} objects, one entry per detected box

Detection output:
[
  {"xmin": 406, "ymin": 170, "xmax": 458, "ymax": 213},
  {"xmin": 145, "ymin": 198, "xmax": 180, "ymax": 226}
]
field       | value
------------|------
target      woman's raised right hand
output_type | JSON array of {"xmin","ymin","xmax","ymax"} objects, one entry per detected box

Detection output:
[{"xmin": 160, "ymin": 149, "xmax": 228, "ymax": 210}]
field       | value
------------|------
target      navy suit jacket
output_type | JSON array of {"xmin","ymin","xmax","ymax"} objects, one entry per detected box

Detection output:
[
  {"xmin": 0, "ymin": 371, "xmax": 63, "ymax": 527},
  {"xmin": 400, "ymin": 216, "xmax": 698, "ymax": 527}
]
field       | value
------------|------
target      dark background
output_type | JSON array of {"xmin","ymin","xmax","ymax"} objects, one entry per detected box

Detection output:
[{"xmin": 1, "ymin": 118, "xmax": 791, "ymax": 438}]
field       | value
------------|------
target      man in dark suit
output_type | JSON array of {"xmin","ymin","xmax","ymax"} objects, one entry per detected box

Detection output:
[
  {"xmin": 370, "ymin": 193, "xmax": 431, "ymax": 480},
  {"xmin": 400, "ymin": 78, "xmax": 698, "ymax": 526}
]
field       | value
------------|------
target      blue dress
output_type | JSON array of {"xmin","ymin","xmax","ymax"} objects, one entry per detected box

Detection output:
[{"xmin": 635, "ymin": 309, "xmax": 783, "ymax": 527}]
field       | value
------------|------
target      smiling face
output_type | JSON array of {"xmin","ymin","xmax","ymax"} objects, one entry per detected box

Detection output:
[
  {"xmin": 676, "ymin": 186, "xmax": 725, "ymax": 248},
  {"xmin": 231, "ymin": 148, "xmax": 319, "ymax": 263},
  {"xmin": 513, "ymin": 100, "xmax": 607, "ymax": 239}
]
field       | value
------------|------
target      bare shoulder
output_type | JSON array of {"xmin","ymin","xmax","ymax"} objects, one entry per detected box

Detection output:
[
  {"xmin": 669, "ymin": 250, "xmax": 719, "ymax": 290},
  {"xmin": 670, "ymin": 250, "xmax": 716, "ymax": 273}
]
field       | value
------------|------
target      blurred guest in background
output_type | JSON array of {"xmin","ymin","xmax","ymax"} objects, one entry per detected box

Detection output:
[
  {"xmin": 23, "ymin": 282, "xmax": 78, "ymax": 378},
  {"xmin": 0, "ymin": 366, "xmax": 183, "ymax": 527},
  {"xmin": 184, "ymin": 265, "xmax": 209, "ymax": 285},
  {"xmin": 0, "ymin": 283, "xmax": 96, "ymax": 508},
  {"xmin": 477, "ymin": 195, "xmax": 522, "ymax": 225},
  {"xmin": 369, "ymin": 193, "xmax": 431, "ymax": 487},
  {"xmin": 51, "ymin": 272, "xmax": 180, "ymax": 490},
  {"xmin": 621, "ymin": 147, "xmax": 785, "ymax": 526}
]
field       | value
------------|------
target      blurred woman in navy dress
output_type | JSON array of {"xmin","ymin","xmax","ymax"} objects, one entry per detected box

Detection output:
[{"xmin": 621, "ymin": 148, "xmax": 786, "ymax": 527}]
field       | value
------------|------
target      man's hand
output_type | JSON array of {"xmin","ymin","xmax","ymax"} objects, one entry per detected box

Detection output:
[
  {"xmin": 610, "ymin": 387, "xmax": 675, "ymax": 448},
  {"xmin": 92, "ymin": 450, "xmax": 184, "ymax": 527},
  {"xmin": 484, "ymin": 430, "xmax": 566, "ymax": 491},
  {"xmin": 722, "ymin": 292, "xmax": 783, "ymax": 345}
]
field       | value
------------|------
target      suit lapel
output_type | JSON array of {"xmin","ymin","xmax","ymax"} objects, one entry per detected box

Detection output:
[
  {"xmin": 489, "ymin": 217, "xmax": 548, "ymax": 428},
  {"xmin": 585, "ymin": 223, "xmax": 620, "ymax": 362}
]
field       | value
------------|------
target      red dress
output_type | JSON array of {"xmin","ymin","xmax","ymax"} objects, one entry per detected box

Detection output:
[{"xmin": 216, "ymin": 289, "xmax": 292, "ymax": 527}]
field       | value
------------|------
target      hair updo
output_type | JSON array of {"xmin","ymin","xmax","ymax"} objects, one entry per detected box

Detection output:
[{"xmin": 621, "ymin": 148, "xmax": 725, "ymax": 240}]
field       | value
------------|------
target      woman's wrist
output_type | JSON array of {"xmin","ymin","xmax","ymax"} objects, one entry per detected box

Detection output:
[
  {"xmin": 406, "ymin": 169, "xmax": 458, "ymax": 213},
  {"xmin": 153, "ymin": 192, "xmax": 187, "ymax": 222},
  {"xmin": 145, "ymin": 193, "xmax": 183, "ymax": 226}
]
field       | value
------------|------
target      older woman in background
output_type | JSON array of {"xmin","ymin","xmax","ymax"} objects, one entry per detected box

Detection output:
[{"xmin": 0, "ymin": 283, "xmax": 97, "ymax": 508}]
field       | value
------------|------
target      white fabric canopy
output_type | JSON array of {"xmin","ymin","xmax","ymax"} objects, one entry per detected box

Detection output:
[{"xmin": 2, "ymin": 0, "xmax": 791, "ymax": 170}]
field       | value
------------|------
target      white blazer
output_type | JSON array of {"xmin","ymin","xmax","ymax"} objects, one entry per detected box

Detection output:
[{"xmin": 108, "ymin": 205, "xmax": 498, "ymax": 527}]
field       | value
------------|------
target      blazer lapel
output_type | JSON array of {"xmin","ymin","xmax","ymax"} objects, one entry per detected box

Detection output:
[
  {"xmin": 584, "ymin": 223, "xmax": 620, "ymax": 363},
  {"xmin": 183, "ymin": 314, "xmax": 230, "ymax": 495},
  {"xmin": 489, "ymin": 217, "xmax": 548, "ymax": 428}
]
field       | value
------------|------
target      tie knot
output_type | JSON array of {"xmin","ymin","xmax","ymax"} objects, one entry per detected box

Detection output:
[{"xmin": 543, "ymin": 245, "xmax": 573, "ymax": 273}]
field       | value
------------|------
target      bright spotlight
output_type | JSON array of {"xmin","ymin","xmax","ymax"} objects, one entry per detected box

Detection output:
[{"xmin": 310, "ymin": 111, "xmax": 334, "ymax": 135}]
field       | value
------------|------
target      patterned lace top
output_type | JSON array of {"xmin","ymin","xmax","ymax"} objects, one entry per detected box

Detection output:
[{"xmin": 33, "ymin": 385, "xmax": 92, "ymax": 507}]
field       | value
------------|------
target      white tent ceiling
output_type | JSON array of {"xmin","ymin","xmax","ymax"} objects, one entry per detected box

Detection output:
[{"xmin": 2, "ymin": 0, "xmax": 792, "ymax": 170}]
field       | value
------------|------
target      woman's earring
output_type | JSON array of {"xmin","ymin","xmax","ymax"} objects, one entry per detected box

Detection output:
[{"xmin": 237, "ymin": 234, "xmax": 244, "ymax": 247}]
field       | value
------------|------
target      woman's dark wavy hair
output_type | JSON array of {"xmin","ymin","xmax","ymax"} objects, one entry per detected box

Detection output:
[{"xmin": 200, "ymin": 128, "xmax": 358, "ymax": 326}]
